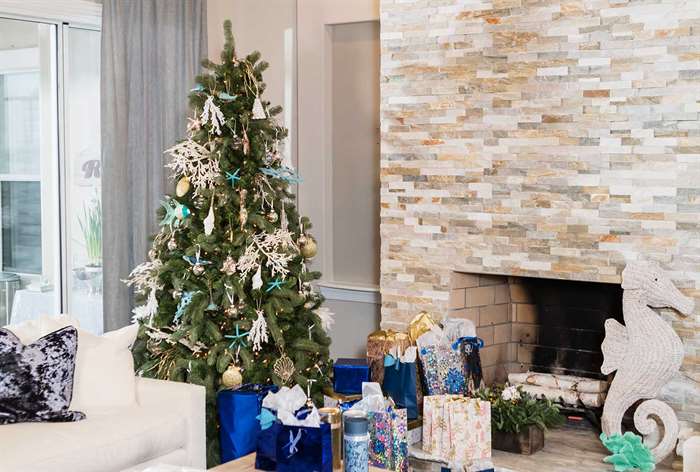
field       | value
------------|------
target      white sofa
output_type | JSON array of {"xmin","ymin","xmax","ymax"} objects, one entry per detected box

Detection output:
[{"xmin": 0, "ymin": 377, "xmax": 206, "ymax": 472}]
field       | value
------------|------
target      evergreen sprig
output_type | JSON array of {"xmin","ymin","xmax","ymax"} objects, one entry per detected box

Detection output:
[{"xmin": 474, "ymin": 384, "xmax": 565, "ymax": 434}]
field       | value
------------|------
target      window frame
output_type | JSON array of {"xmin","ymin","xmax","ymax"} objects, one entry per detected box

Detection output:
[{"xmin": 0, "ymin": 2, "xmax": 101, "ymax": 314}]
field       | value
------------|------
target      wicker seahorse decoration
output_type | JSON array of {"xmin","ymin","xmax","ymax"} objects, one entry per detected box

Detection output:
[{"xmin": 601, "ymin": 261, "xmax": 694, "ymax": 461}]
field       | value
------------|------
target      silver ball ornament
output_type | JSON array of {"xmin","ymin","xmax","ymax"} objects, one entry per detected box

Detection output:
[
  {"xmin": 192, "ymin": 263, "xmax": 205, "ymax": 276},
  {"xmin": 167, "ymin": 238, "xmax": 177, "ymax": 251}
]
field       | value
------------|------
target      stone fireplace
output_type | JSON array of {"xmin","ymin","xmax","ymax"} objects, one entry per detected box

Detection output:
[
  {"xmin": 379, "ymin": 0, "xmax": 700, "ymax": 435},
  {"xmin": 447, "ymin": 272, "xmax": 622, "ymax": 387}
]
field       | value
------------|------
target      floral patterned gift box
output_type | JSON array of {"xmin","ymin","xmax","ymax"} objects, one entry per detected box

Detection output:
[
  {"xmin": 367, "ymin": 406, "xmax": 408, "ymax": 472},
  {"xmin": 418, "ymin": 345, "xmax": 468, "ymax": 395}
]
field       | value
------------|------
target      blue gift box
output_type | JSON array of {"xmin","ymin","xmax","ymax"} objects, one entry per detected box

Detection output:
[
  {"xmin": 333, "ymin": 358, "xmax": 370, "ymax": 394},
  {"xmin": 275, "ymin": 423, "xmax": 332, "ymax": 472},
  {"xmin": 218, "ymin": 384, "xmax": 278, "ymax": 463}
]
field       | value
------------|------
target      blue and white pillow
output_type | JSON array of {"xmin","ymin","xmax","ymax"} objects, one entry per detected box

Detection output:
[{"xmin": 0, "ymin": 325, "xmax": 85, "ymax": 424}]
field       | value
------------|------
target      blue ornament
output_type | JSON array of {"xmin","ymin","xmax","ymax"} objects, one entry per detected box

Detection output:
[
  {"xmin": 259, "ymin": 167, "xmax": 302, "ymax": 184},
  {"xmin": 224, "ymin": 324, "xmax": 249, "ymax": 350},
  {"xmin": 265, "ymin": 278, "xmax": 284, "ymax": 292},
  {"xmin": 160, "ymin": 199, "xmax": 190, "ymax": 227},
  {"xmin": 218, "ymin": 91, "xmax": 236, "ymax": 101},
  {"xmin": 174, "ymin": 291, "xmax": 196, "ymax": 322},
  {"xmin": 190, "ymin": 83, "xmax": 204, "ymax": 92},
  {"xmin": 225, "ymin": 168, "xmax": 241, "ymax": 187}
]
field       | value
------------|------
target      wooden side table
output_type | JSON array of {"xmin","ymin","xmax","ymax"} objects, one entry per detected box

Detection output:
[{"xmin": 210, "ymin": 453, "xmax": 384, "ymax": 471}]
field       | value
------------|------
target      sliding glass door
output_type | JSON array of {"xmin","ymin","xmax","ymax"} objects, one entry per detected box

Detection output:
[{"xmin": 0, "ymin": 17, "xmax": 102, "ymax": 332}]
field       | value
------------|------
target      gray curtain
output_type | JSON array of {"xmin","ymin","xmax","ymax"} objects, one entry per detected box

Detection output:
[{"xmin": 101, "ymin": 0, "xmax": 207, "ymax": 331}]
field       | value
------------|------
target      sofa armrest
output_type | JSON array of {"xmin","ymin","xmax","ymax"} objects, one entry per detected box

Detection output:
[{"xmin": 135, "ymin": 377, "xmax": 206, "ymax": 469}]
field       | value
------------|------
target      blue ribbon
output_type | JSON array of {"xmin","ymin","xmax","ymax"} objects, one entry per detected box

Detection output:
[
  {"xmin": 256, "ymin": 407, "xmax": 277, "ymax": 431},
  {"xmin": 383, "ymin": 354, "xmax": 400, "ymax": 370},
  {"xmin": 285, "ymin": 429, "xmax": 302, "ymax": 457},
  {"xmin": 451, "ymin": 336, "xmax": 484, "ymax": 351}
]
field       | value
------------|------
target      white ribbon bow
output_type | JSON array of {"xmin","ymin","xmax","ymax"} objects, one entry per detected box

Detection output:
[{"xmin": 285, "ymin": 429, "xmax": 302, "ymax": 457}]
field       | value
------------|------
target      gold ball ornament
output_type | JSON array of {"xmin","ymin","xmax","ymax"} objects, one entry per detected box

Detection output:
[
  {"xmin": 148, "ymin": 248, "xmax": 158, "ymax": 261},
  {"xmin": 224, "ymin": 305, "xmax": 239, "ymax": 318},
  {"xmin": 167, "ymin": 238, "xmax": 177, "ymax": 251},
  {"xmin": 175, "ymin": 176, "xmax": 191, "ymax": 197},
  {"xmin": 300, "ymin": 236, "xmax": 318, "ymax": 259},
  {"xmin": 266, "ymin": 210, "xmax": 279, "ymax": 223},
  {"xmin": 221, "ymin": 364, "xmax": 243, "ymax": 389}
]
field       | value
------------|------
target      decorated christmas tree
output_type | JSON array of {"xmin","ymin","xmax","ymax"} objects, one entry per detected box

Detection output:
[{"xmin": 128, "ymin": 22, "xmax": 333, "ymax": 465}]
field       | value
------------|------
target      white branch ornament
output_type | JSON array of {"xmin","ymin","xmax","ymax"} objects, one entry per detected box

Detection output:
[
  {"xmin": 165, "ymin": 139, "xmax": 220, "ymax": 191},
  {"xmin": 201, "ymin": 95, "xmax": 225, "ymax": 135},
  {"xmin": 249, "ymin": 310, "xmax": 269, "ymax": 352},
  {"xmin": 601, "ymin": 261, "xmax": 694, "ymax": 462},
  {"xmin": 203, "ymin": 197, "xmax": 215, "ymax": 236}
]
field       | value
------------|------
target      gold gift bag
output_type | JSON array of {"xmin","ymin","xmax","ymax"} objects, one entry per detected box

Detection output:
[{"xmin": 366, "ymin": 329, "xmax": 410, "ymax": 385}]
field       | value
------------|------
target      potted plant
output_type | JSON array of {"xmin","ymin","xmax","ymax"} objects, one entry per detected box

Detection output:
[
  {"xmin": 474, "ymin": 384, "xmax": 564, "ymax": 455},
  {"xmin": 77, "ymin": 198, "xmax": 102, "ymax": 293}
]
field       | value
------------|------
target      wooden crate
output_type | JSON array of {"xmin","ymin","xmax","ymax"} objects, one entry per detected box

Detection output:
[{"xmin": 492, "ymin": 425, "xmax": 545, "ymax": 455}]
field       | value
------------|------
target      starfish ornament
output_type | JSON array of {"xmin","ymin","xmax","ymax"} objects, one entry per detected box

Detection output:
[
  {"xmin": 266, "ymin": 278, "xmax": 284, "ymax": 292},
  {"xmin": 225, "ymin": 324, "xmax": 250, "ymax": 350},
  {"xmin": 226, "ymin": 169, "xmax": 241, "ymax": 187}
]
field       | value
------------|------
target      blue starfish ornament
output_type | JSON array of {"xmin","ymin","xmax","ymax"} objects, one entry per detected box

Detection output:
[
  {"xmin": 174, "ymin": 291, "xmax": 196, "ymax": 322},
  {"xmin": 182, "ymin": 254, "xmax": 213, "ymax": 267},
  {"xmin": 225, "ymin": 168, "xmax": 241, "ymax": 187},
  {"xmin": 266, "ymin": 278, "xmax": 284, "ymax": 292},
  {"xmin": 190, "ymin": 83, "xmax": 204, "ymax": 92},
  {"xmin": 225, "ymin": 324, "xmax": 249, "ymax": 350}
]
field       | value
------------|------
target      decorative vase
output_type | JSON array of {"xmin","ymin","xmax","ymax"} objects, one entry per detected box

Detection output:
[{"xmin": 492, "ymin": 425, "xmax": 544, "ymax": 455}]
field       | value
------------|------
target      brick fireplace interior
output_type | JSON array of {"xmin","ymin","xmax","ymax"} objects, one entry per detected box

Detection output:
[{"xmin": 449, "ymin": 272, "xmax": 623, "ymax": 386}]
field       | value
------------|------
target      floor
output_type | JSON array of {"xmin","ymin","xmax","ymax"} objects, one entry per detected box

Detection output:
[{"xmin": 491, "ymin": 424, "xmax": 675, "ymax": 472}]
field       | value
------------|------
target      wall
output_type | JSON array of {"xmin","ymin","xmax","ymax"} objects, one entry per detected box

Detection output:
[
  {"xmin": 207, "ymin": 0, "xmax": 382, "ymax": 358},
  {"xmin": 380, "ymin": 0, "xmax": 700, "ymax": 427},
  {"xmin": 207, "ymin": 0, "xmax": 296, "ymax": 164}
]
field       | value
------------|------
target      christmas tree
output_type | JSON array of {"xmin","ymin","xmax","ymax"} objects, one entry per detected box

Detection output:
[{"xmin": 128, "ymin": 22, "xmax": 333, "ymax": 465}]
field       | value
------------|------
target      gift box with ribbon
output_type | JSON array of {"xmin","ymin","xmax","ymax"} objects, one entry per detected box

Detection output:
[
  {"xmin": 422, "ymin": 395, "xmax": 491, "ymax": 466},
  {"xmin": 218, "ymin": 383, "xmax": 279, "ymax": 463},
  {"xmin": 275, "ymin": 423, "xmax": 332, "ymax": 472},
  {"xmin": 349, "ymin": 383, "xmax": 409, "ymax": 472},
  {"xmin": 382, "ymin": 346, "xmax": 418, "ymax": 420},
  {"xmin": 333, "ymin": 358, "xmax": 371, "ymax": 394},
  {"xmin": 367, "ymin": 329, "xmax": 411, "ymax": 385},
  {"xmin": 255, "ymin": 384, "xmax": 333, "ymax": 472}
]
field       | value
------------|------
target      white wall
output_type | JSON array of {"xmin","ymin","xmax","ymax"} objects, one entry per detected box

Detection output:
[
  {"xmin": 207, "ymin": 0, "xmax": 381, "ymax": 359},
  {"xmin": 207, "ymin": 0, "xmax": 296, "ymax": 165}
]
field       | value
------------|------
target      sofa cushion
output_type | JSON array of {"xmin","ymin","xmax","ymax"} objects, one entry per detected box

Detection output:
[
  {"xmin": 6, "ymin": 315, "xmax": 139, "ymax": 413},
  {"xmin": 0, "ymin": 405, "xmax": 187, "ymax": 472},
  {"xmin": 0, "ymin": 326, "xmax": 85, "ymax": 424},
  {"xmin": 70, "ymin": 323, "xmax": 138, "ymax": 412}
]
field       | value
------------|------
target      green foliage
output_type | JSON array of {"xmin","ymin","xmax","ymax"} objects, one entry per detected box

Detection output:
[
  {"xmin": 600, "ymin": 432, "xmax": 656, "ymax": 472},
  {"xmin": 474, "ymin": 384, "xmax": 565, "ymax": 434},
  {"xmin": 130, "ymin": 20, "xmax": 333, "ymax": 467},
  {"xmin": 78, "ymin": 198, "xmax": 102, "ymax": 266}
]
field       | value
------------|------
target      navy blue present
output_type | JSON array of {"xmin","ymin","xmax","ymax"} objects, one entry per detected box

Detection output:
[
  {"xmin": 255, "ymin": 417, "xmax": 282, "ymax": 471},
  {"xmin": 333, "ymin": 358, "xmax": 370, "ymax": 394},
  {"xmin": 275, "ymin": 423, "xmax": 332, "ymax": 472},
  {"xmin": 382, "ymin": 353, "xmax": 418, "ymax": 420},
  {"xmin": 218, "ymin": 384, "xmax": 278, "ymax": 463}
]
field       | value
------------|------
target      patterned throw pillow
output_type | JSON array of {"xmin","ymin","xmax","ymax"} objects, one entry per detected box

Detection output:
[{"xmin": 0, "ymin": 326, "xmax": 85, "ymax": 424}]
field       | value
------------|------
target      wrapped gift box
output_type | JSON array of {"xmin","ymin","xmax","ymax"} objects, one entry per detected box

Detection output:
[
  {"xmin": 218, "ymin": 384, "xmax": 279, "ymax": 463},
  {"xmin": 422, "ymin": 395, "xmax": 491, "ymax": 464},
  {"xmin": 333, "ymin": 358, "xmax": 370, "ymax": 395}
]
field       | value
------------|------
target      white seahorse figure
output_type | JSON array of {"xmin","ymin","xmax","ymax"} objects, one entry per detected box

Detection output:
[{"xmin": 601, "ymin": 261, "xmax": 694, "ymax": 461}]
